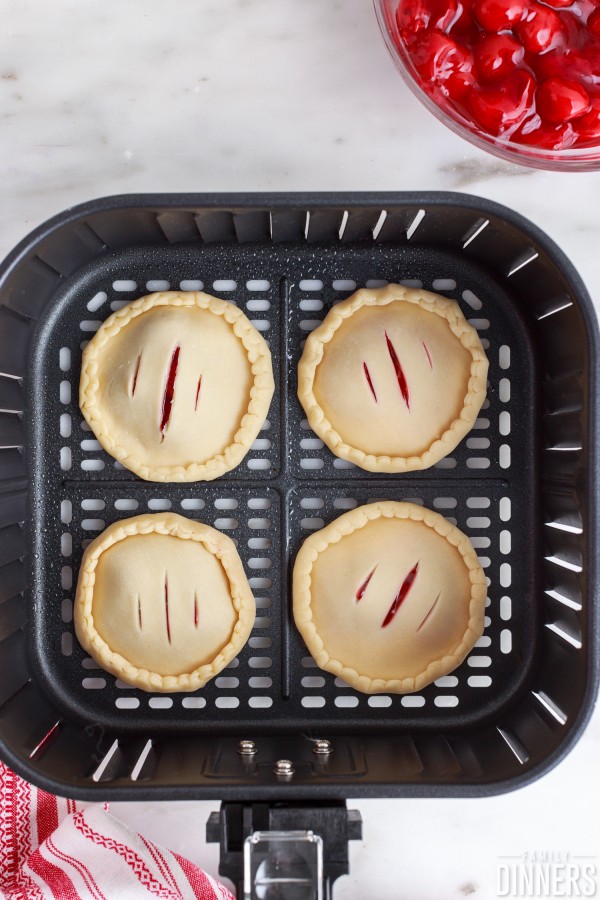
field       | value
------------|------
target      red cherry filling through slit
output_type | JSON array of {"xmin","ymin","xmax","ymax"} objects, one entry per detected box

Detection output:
[
  {"xmin": 381, "ymin": 562, "xmax": 420, "ymax": 629},
  {"xmin": 423, "ymin": 341, "xmax": 433, "ymax": 369},
  {"xmin": 131, "ymin": 353, "xmax": 142, "ymax": 398},
  {"xmin": 363, "ymin": 362, "xmax": 378, "ymax": 402},
  {"xmin": 160, "ymin": 346, "xmax": 180, "ymax": 442},
  {"xmin": 195, "ymin": 375, "xmax": 203, "ymax": 411},
  {"xmin": 194, "ymin": 594, "xmax": 199, "ymax": 628},
  {"xmin": 164, "ymin": 575, "xmax": 171, "ymax": 644},
  {"xmin": 395, "ymin": 0, "xmax": 600, "ymax": 151},
  {"xmin": 385, "ymin": 332, "xmax": 410, "ymax": 410},
  {"xmin": 356, "ymin": 566, "xmax": 377, "ymax": 601}
]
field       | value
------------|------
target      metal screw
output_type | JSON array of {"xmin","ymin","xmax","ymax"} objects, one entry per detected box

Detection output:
[
  {"xmin": 238, "ymin": 740, "xmax": 257, "ymax": 756},
  {"xmin": 312, "ymin": 739, "xmax": 332, "ymax": 756},
  {"xmin": 273, "ymin": 759, "xmax": 295, "ymax": 777}
]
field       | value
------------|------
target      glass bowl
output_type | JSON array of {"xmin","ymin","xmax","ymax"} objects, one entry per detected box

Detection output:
[{"xmin": 374, "ymin": 0, "xmax": 600, "ymax": 171}]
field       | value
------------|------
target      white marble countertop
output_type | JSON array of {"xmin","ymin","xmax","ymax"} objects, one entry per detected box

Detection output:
[{"xmin": 2, "ymin": 1, "xmax": 599, "ymax": 897}]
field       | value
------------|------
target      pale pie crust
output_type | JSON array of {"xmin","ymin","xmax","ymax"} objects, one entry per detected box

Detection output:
[
  {"xmin": 293, "ymin": 501, "xmax": 487, "ymax": 694},
  {"xmin": 297, "ymin": 284, "xmax": 489, "ymax": 472},
  {"xmin": 74, "ymin": 513, "xmax": 256, "ymax": 692},
  {"xmin": 80, "ymin": 291, "xmax": 275, "ymax": 482}
]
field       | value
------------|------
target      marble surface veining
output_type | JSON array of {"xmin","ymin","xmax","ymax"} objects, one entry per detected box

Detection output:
[{"xmin": 2, "ymin": 1, "xmax": 599, "ymax": 897}]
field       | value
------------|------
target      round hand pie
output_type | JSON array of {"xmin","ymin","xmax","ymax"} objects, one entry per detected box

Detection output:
[
  {"xmin": 293, "ymin": 501, "xmax": 486, "ymax": 694},
  {"xmin": 74, "ymin": 513, "xmax": 255, "ymax": 692},
  {"xmin": 80, "ymin": 291, "xmax": 275, "ymax": 482},
  {"xmin": 297, "ymin": 285, "xmax": 488, "ymax": 472}
]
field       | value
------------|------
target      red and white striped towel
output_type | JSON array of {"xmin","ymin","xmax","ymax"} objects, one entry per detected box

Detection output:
[{"xmin": 0, "ymin": 761, "xmax": 234, "ymax": 900}]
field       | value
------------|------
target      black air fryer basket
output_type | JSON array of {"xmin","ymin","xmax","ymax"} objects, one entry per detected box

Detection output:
[{"xmin": 0, "ymin": 193, "xmax": 597, "ymax": 821}]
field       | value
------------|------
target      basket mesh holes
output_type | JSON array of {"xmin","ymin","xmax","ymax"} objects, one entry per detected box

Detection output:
[
  {"xmin": 333, "ymin": 498, "xmax": 357, "ymax": 510},
  {"xmin": 365, "ymin": 280, "xmax": 389, "ymax": 289},
  {"xmin": 368, "ymin": 696, "xmax": 392, "ymax": 708},
  {"xmin": 80, "ymin": 321, "xmax": 101, "ymax": 333},
  {"xmin": 61, "ymin": 599, "xmax": 72, "ymax": 623},
  {"xmin": 499, "ymin": 378, "xmax": 511, "ymax": 402},
  {"xmin": 215, "ymin": 698, "xmax": 239, "ymax": 709},
  {"xmin": 499, "ymin": 412, "xmax": 511, "ymax": 436},
  {"xmin": 146, "ymin": 281, "xmax": 170, "ymax": 292},
  {"xmin": 59, "ymin": 348, "xmax": 71, "ymax": 372},
  {"xmin": 501, "ymin": 630, "xmax": 512, "ymax": 653},
  {"xmin": 299, "ymin": 298, "xmax": 323, "ymax": 312},
  {"xmin": 332, "ymin": 280, "xmax": 356, "ymax": 291},
  {"xmin": 86, "ymin": 292, "xmax": 107, "ymax": 313},
  {"xmin": 402, "ymin": 696, "xmax": 425, "ymax": 707},
  {"xmin": 247, "ymin": 299, "xmax": 270, "ymax": 313},
  {"xmin": 247, "ymin": 280, "xmax": 270, "ymax": 291},
  {"xmin": 110, "ymin": 301, "xmax": 129, "ymax": 311},
  {"xmin": 433, "ymin": 497, "xmax": 457, "ymax": 509},
  {"xmin": 113, "ymin": 280, "xmax": 137, "ymax": 291},
  {"xmin": 462, "ymin": 290, "xmax": 483, "ymax": 311},
  {"xmin": 81, "ymin": 499, "xmax": 105, "ymax": 511},
  {"xmin": 61, "ymin": 534, "xmax": 72, "ymax": 557},
  {"xmin": 249, "ymin": 577, "xmax": 271, "ymax": 590},
  {"xmin": 149, "ymin": 697, "xmax": 172, "ymax": 709},
  {"xmin": 500, "ymin": 497, "xmax": 512, "ymax": 521},
  {"xmin": 179, "ymin": 280, "xmax": 203, "ymax": 291},
  {"xmin": 182, "ymin": 697, "xmax": 206, "ymax": 709},
  {"xmin": 61, "ymin": 633, "xmax": 72, "ymax": 656},
  {"xmin": 82, "ymin": 658, "xmax": 100, "ymax": 670},
  {"xmin": 335, "ymin": 696, "xmax": 359, "ymax": 708},
  {"xmin": 214, "ymin": 517, "xmax": 238, "ymax": 530},
  {"xmin": 300, "ymin": 518, "xmax": 324, "ymax": 531},
  {"xmin": 468, "ymin": 497, "xmax": 490, "ymax": 508},
  {"xmin": 302, "ymin": 696, "xmax": 326, "ymax": 708},
  {"xmin": 434, "ymin": 676, "xmax": 458, "ymax": 687},
  {"xmin": 435, "ymin": 457, "xmax": 457, "ymax": 469},
  {"xmin": 147, "ymin": 499, "xmax": 171, "ymax": 511},
  {"xmin": 81, "ymin": 439, "xmax": 101, "ymax": 452},
  {"xmin": 60, "ymin": 381, "xmax": 71, "ymax": 404},
  {"xmin": 82, "ymin": 678, "xmax": 105, "ymax": 690},
  {"xmin": 247, "ymin": 459, "xmax": 271, "ymax": 471},
  {"xmin": 435, "ymin": 695, "xmax": 459, "ymax": 707},
  {"xmin": 300, "ymin": 319, "xmax": 321, "ymax": 332},
  {"xmin": 212, "ymin": 280, "xmax": 236, "ymax": 292},
  {"xmin": 82, "ymin": 519, "xmax": 104, "ymax": 531},
  {"xmin": 115, "ymin": 498, "xmax": 139, "ymax": 510},
  {"xmin": 399, "ymin": 279, "xmax": 423, "ymax": 289},
  {"xmin": 499, "ymin": 345, "xmax": 511, "ymax": 369},
  {"xmin": 248, "ymin": 537, "xmax": 271, "ymax": 550},
  {"xmin": 60, "ymin": 415, "xmax": 71, "ymax": 439},
  {"xmin": 333, "ymin": 459, "xmax": 355, "ymax": 470},
  {"xmin": 249, "ymin": 677, "xmax": 272, "ymax": 688},
  {"xmin": 468, "ymin": 676, "xmax": 492, "ymax": 687},
  {"xmin": 466, "ymin": 458, "xmax": 490, "ymax": 469},
  {"xmin": 116, "ymin": 698, "xmax": 140, "ymax": 710},
  {"xmin": 300, "ymin": 458, "xmax": 324, "ymax": 470},
  {"xmin": 60, "ymin": 500, "xmax": 72, "ymax": 524},
  {"xmin": 431, "ymin": 279, "xmax": 457, "ymax": 291},
  {"xmin": 61, "ymin": 566, "xmax": 72, "ymax": 590},
  {"xmin": 180, "ymin": 498, "xmax": 204, "ymax": 510},
  {"xmin": 255, "ymin": 596, "xmax": 271, "ymax": 610},
  {"xmin": 81, "ymin": 459, "xmax": 105, "ymax": 472}
]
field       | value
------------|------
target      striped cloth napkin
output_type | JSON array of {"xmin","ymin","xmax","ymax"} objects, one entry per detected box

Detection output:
[{"xmin": 0, "ymin": 761, "xmax": 234, "ymax": 899}]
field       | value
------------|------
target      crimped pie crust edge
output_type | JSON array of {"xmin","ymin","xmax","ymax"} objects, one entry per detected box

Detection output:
[
  {"xmin": 297, "ymin": 284, "xmax": 489, "ymax": 473},
  {"xmin": 74, "ymin": 512, "xmax": 256, "ymax": 693},
  {"xmin": 79, "ymin": 291, "xmax": 275, "ymax": 482},
  {"xmin": 292, "ymin": 500, "xmax": 487, "ymax": 694}
]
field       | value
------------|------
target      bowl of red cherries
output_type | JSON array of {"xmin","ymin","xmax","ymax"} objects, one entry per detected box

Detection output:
[{"xmin": 374, "ymin": 0, "xmax": 600, "ymax": 169}]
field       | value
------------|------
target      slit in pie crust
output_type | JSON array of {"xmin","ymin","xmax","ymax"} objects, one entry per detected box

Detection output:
[
  {"xmin": 74, "ymin": 513, "xmax": 255, "ymax": 692},
  {"xmin": 293, "ymin": 501, "xmax": 486, "ymax": 694},
  {"xmin": 80, "ymin": 291, "xmax": 275, "ymax": 482},
  {"xmin": 297, "ymin": 284, "xmax": 489, "ymax": 472}
]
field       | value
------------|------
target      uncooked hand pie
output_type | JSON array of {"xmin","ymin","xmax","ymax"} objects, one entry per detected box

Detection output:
[
  {"xmin": 297, "ymin": 284, "xmax": 489, "ymax": 472},
  {"xmin": 74, "ymin": 513, "xmax": 255, "ymax": 692},
  {"xmin": 293, "ymin": 501, "xmax": 486, "ymax": 694},
  {"xmin": 80, "ymin": 291, "xmax": 275, "ymax": 482}
]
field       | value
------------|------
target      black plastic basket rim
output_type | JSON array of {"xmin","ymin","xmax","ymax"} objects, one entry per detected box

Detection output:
[{"xmin": 0, "ymin": 191, "xmax": 598, "ymax": 801}]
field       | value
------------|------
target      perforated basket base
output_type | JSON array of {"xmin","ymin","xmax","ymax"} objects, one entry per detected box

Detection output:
[{"xmin": 29, "ymin": 241, "xmax": 538, "ymax": 734}]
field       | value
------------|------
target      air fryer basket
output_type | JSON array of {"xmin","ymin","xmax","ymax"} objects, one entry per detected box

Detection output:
[{"xmin": 0, "ymin": 192, "xmax": 596, "ymax": 801}]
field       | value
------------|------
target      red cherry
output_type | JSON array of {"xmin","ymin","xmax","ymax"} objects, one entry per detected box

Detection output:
[
  {"xmin": 441, "ymin": 69, "xmax": 478, "ymax": 100},
  {"xmin": 536, "ymin": 47, "xmax": 591, "ymax": 81},
  {"xmin": 396, "ymin": 0, "xmax": 460, "ymax": 45},
  {"xmin": 589, "ymin": 8, "xmax": 600, "ymax": 36},
  {"xmin": 468, "ymin": 70, "xmax": 536, "ymax": 134},
  {"xmin": 515, "ymin": 4, "xmax": 564, "ymax": 53},
  {"xmin": 474, "ymin": 34, "xmax": 526, "ymax": 82},
  {"xmin": 537, "ymin": 77, "xmax": 591, "ymax": 123},
  {"xmin": 513, "ymin": 115, "xmax": 578, "ymax": 148},
  {"xmin": 410, "ymin": 32, "xmax": 473, "ymax": 84},
  {"xmin": 538, "ymin": 0, "xmax": 574, "ymax": 7},
  {"xmin": 473, "ymin": 0, "xmax": 528, "ymax": 30},
  {"xmin": 574, "ymin": 97, "xmax": 600, "ymax": 140}
]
